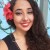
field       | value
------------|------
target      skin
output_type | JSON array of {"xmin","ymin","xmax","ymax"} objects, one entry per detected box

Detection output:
[
  {"xmin": 0, "ymin": 0, "xmax": 34, "ymax": 50},
  {"xmin": 13, "ymin": 0, "xmax": 34, "ymax": 36}
]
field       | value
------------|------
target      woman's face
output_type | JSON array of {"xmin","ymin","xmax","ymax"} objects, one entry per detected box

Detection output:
[{"xmin": 13, "ymin": 0, "xmax": 34, "ymax": 32}]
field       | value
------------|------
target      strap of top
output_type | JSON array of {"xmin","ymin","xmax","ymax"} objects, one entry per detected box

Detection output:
[{"xmin": 3, "ymin": 33, "xmax": 20, "ymax": 50}]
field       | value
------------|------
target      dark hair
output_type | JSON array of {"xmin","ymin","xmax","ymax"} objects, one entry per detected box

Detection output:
[{"xmin": 7, "ymin": 0, "xmax": 50, "ymax": 50}]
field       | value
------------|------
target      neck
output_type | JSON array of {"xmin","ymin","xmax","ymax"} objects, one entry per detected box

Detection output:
[{"xmin": 13, "ymin": 29, "xmax": 27, "ymax": 40}]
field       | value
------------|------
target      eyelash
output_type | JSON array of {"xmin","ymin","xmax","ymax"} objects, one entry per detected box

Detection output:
[
  {"xmin": 15, "ymin": 12, "xmax": 22, "ymax": 15},
  {"xmin": 15, "ymin": 11, "xmax": 33, "ymax": 15},
  {"xmin": 28, "ymin": 12, "xmax": 33, "ymax": 14}
]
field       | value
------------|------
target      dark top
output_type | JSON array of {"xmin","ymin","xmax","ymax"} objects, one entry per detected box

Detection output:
[{"xmin": 3, "ymin": 33, "xmax": 20, "ymax": 50}]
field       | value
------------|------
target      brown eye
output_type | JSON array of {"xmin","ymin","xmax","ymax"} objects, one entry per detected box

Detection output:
[
  {"xmin": 27, "ymin": 11, "xmax": 33, "ymax": 14},
  {"xmin": 15, "ymin": 12, "xmax": 22, "ymax": 15}
]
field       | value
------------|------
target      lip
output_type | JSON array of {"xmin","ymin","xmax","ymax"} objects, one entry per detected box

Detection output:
[{"xmin": 20, "ymin": 22, "xmax": 30, "ymax": 27}]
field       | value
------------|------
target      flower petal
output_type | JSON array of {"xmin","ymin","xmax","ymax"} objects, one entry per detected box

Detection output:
[{"xmin": 3, "ymin": 2, "xmax": 13, "ymax": 20}]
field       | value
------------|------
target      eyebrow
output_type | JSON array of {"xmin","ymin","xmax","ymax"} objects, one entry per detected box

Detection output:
[{"xmin": 15, "ymin": 8, "xmax": 32, "ymax": 12}]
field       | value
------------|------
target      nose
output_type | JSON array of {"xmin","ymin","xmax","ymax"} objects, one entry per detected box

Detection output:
[{"xmin": 22, "ymin": 14, "xmax": 28, "ymax": 21}]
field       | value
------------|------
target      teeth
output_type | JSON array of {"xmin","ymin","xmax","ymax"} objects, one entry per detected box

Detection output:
[{"xmin": 22, "ymin": 23, "xmax": 28, "ymax": 25}]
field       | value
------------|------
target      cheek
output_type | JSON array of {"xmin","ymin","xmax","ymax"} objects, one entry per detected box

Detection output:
[
  {"xmin": 29, "ymin": 15, "xmax": 34, "ymax": 22},
  {"xmin": 13, "ymin": 16, "xmax": 21, "ymax": 27},
  {"xmin": 13, "ymin": 17, "xmax": 21, "ymax": 28},
  {"xmin": 13, "ymin": 15, "xmax": 22, "ymax": 23}
]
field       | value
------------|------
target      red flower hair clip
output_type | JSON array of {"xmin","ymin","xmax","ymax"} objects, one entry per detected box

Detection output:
[{"xmin": 3, "ymin": 2, "xmax": 13, "ymax": 20}]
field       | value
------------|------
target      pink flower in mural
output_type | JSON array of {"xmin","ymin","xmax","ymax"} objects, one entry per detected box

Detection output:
[{"xmin": 3, "ymin": 2, "xmax": 13, "ymax": 20}]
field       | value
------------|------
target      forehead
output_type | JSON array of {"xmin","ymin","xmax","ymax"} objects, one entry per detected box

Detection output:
[{"xmin": 13, "ymin": 0, "xmax": 32, "ymax": 10}]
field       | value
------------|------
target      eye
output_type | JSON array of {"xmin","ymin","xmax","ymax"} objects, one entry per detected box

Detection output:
[
  {"xmin": 15, "ymin": 12, "xmax": 22, "ymax": 15},
  {"xmin": 27, "ymin": 11, "xmax": 33, "ymax": 14}
]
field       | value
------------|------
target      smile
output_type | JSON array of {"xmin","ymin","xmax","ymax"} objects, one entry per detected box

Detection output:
[{"xmin": 20, "ymin": 22, "xmax": 30, "ymax": 27}]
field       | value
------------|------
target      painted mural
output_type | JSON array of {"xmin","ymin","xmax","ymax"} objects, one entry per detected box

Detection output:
[{"xmin": 0, "ymin": 0, "xmax": 50, "ymax": 39}]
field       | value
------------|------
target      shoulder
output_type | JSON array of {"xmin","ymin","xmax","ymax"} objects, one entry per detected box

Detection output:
[
  {"xmin": 0, "ymin": 33, "xmax": 13, "ymax": 50},
  {"xmin": 0, "ymin": 34, "xmax": 11, "ymax": 50},
  {"xmin": 0, "ymin": 40, "xmax": 8, "ymax": 50}
]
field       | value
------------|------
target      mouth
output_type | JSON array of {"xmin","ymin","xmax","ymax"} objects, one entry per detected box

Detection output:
[{"xmin": 20, "ymin": 22, "xmax": 30, "ymax": 27}]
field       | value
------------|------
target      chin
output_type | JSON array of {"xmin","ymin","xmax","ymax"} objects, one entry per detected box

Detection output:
[{"xmin": 21, "ymin": 26, "xmax": 31, "ymax": 32}]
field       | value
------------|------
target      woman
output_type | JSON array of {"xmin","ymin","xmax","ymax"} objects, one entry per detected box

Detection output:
[{"xmin": 0, "ymin": 0, "xmax": 50, "ymax": 50}]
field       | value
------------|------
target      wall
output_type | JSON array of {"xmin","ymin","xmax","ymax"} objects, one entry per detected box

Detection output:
[{"xmin": 0, "ymin": 0, "xmax": 50, "ymax": 39}]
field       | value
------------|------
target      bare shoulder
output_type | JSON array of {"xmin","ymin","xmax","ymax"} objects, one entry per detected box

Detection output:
[{"xmin": 0, "ymin": 40, "xmax": 8, "ymax": 50}]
